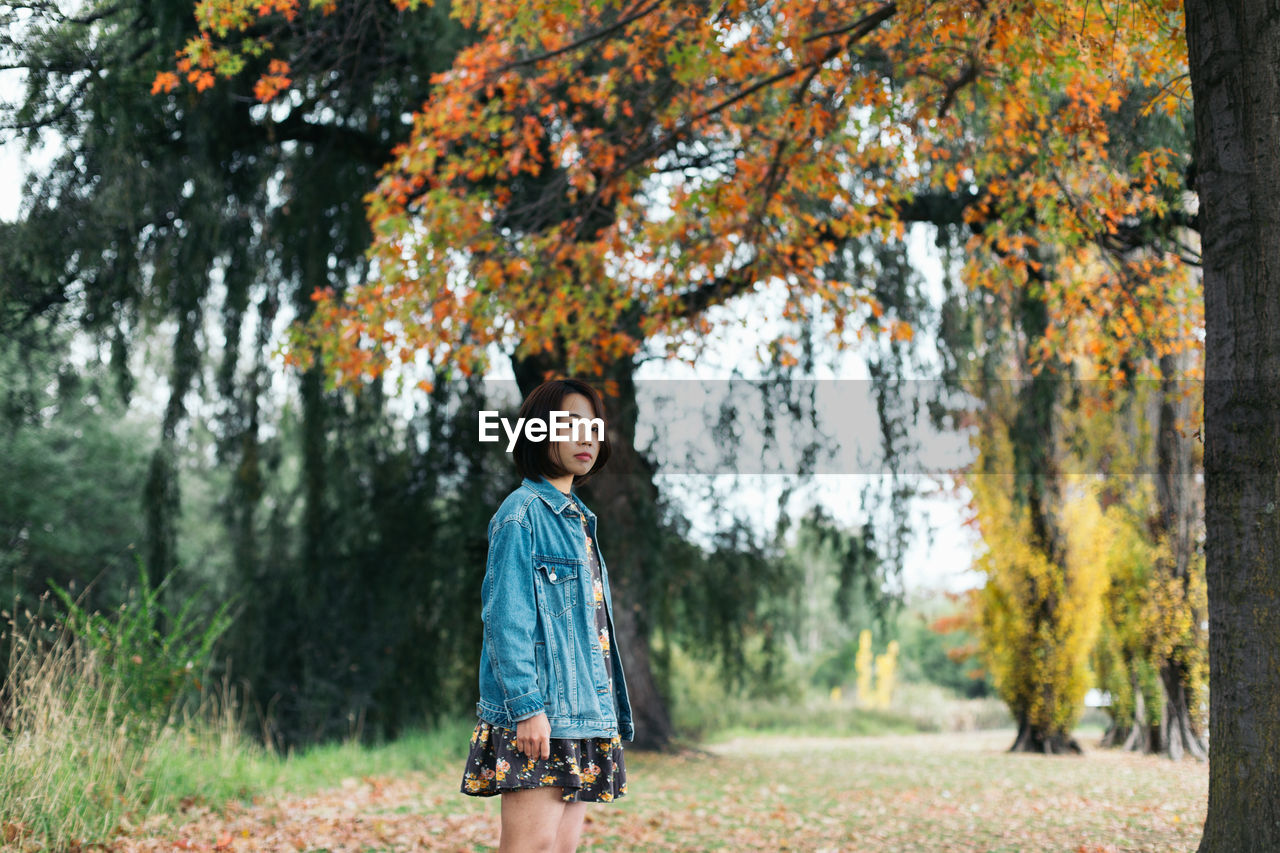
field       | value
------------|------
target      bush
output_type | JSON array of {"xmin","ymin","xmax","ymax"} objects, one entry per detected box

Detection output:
[
  {"xmin": 886, "ymin": 681, "xmax": 1012, "ymax": 732},
  {"xmin": 663, "ymin": 638, "xmax": 1012, "ymax": 743},
  {"xmin": 0, "ymin": 563, "xmax": 239, "ymax": 848},
  {"xmin": 46, "ymin": 557, "xmax": 236, "ymax": 733}
]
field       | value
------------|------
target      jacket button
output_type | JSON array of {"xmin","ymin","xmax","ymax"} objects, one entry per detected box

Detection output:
[{"xmin": 549, "ymin": 571, "xmax": 557, "ymax": 581}]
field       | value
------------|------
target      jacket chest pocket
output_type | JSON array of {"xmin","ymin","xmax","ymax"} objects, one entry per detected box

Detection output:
[{"xmin": 534, "ymin": 556, "xmax": 581, "ymax": 618}]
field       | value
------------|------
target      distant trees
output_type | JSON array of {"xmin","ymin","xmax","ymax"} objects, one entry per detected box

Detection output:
[
  {"xmin": 0, "ymin": 323, "xmax": 152, "ymax": 624},
  {"xmin": 0, "ymin": 0, "xmax": 500, "ymax": 748}
]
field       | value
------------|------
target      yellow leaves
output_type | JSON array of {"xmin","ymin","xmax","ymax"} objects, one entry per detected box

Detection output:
[{"xmin": 1140, "ymin": 567, "xmax": 1205, "ymax": 662}]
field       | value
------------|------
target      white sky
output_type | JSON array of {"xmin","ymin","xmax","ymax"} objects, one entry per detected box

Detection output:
[{"xmin": 1, "ymin": 136, "xmax": 25, "ymax": 221}]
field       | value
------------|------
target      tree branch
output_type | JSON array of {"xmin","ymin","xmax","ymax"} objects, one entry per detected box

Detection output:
[{"xmin": 499, "ymin": 0, "xmax": 666, "ymax": 71}]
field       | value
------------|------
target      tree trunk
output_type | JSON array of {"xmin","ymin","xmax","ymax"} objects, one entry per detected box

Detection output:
[
  {"xmin": 1121, "ymin": 676, "xmax": 1157, "ymax": 753},
  {"xmin": 1005, "ymin": 294, "xmax": 1080, "ymax": 755},
  {"xmin": 1103, "ymin": 666, "xmax": 1154, "ymax": 752},
  {"xmin": 512, "ymin": 355, "xmax": 676, "ymax": 751},
  {"xmin": 1159, "ymin": 659, "xmax": 1206, "ymax": 762},
  {"xmin": 1186, "ymin": 0, "xmax": 1280, "ymax": 847},
  {"xmin": 143, "ymin": 266, "xmax": 202, "ymax": 633},
  {"xmin": 1148, "ymin": 352, "xmax": 1208, "ymax": 761},
  {"xmin": 1010, "ymin": 714, "xmax": 1083, "ymax": 755}
]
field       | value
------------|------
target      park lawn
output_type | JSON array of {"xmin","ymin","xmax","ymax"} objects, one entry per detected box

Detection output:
[{"xmin": 105, "ymin": 725, "xmax": 1207, "ymax": 853}]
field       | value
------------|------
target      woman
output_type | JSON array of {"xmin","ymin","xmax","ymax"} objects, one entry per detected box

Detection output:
[{"xmin": 460, "ymin": 378, "xmax": 634, "ymax": 853}]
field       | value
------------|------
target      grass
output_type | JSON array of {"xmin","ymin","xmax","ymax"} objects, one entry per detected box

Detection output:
[
  {"xmin": 0, "ymin": 601, "xmax": 1201, "ymax": 852},
  {"xmin": 95, "ymin": 721, "xmax": 1207, "ymax": 852},
  {"xmin": 581, "ymin": 726, "xmax": 1206, "ymax": 852},
  {"xmin": 0, "ymin": 593, "xmax": 472, "ymax": 852}
]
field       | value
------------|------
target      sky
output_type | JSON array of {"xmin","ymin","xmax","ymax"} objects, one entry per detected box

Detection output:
[
  {"xmin": 1, "ymin": 135, "xmax": 25, "ymax": 221},
  {"xmin": 0, "ymin": 69, "xmax": 985, "ymax": 597}
]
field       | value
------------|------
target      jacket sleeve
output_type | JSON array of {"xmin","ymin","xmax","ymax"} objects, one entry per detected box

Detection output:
[{"xmin": 481, "ymin": 517, "xmax": 545, "ymax": 722}]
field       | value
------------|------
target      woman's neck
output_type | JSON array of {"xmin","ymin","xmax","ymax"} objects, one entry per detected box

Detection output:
[{"xmin": 546, "ymin": 473, "xmax": 574, "ymax": 495}]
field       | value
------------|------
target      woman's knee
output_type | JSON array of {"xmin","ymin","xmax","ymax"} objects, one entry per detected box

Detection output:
[{"xmin": 554, "ymin": 801, "xmax": 588, "ymax": 853}]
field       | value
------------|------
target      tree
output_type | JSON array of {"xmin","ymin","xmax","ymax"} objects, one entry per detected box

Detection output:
[
  {"xmin": 0, "ymin": 318, "xmax": 154, "ymax": 667},
  {"xmin": 967, "ymin": 380, "xmax": 1112, "ymax": 754},
  {"xmin": 152, "ymin": 0, "xmax": 1190, "ymax": 384},
  {"xmin": 1185, "ymin": 0, "xmax": 1280, "ymax": 846},
  {"xmin": 1062, "ymin": 383, "xmax": 1207, "ymax": 757},
  {"xmin": 1, "ymin": 0, "xmax": 500, "ymax": 748},
  {"xmin": 168, "ymin": 0, "xmax": 1200, "ymax": 750}
]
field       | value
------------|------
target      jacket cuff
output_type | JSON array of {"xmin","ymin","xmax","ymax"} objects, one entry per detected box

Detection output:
[{"xmin": 505, "ymin": 691, "xmax": 545, "ymax": 721}]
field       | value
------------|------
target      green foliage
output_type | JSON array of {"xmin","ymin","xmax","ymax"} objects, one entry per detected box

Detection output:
[
  {"xmin": 781, "ymin": 507, "xmax": 885, "ymax": 651},
  {"xmin": 0, "ymin": 327, "xmax": 152, "ymax": 593},
  {"xmin": 808, "ymin": 636, "xmax": 863, "ymax": 692},
  {"xmin": 804, "ymin": 585, "xmax": 995, "ymax": 701},
  {"xmin": 647, "ymin": 498, "xmax": 800, "ymax": 700},
  {"xmin": 0, "ymin": 325, "xmax": 155, "ymax": 685},
  {"xmin": 663, "ymin": 637, "xmax": 916, "ymax": 743},
  {"xmin": 46, "ymin": 557, "xmax": 236, "ymax": 733},
  {"xmin": 664, "ymin": 634, "xmax": 1010, "ymax": 743},
  {"xmin": 0, "ymin": 571, "xmax": 472, "ymax": 853},
  {"xmin": 2, "ymin": 0, "xmax": 474, "ymax": 753},
  {"xmin": 0, "ymin": 578, "xmax": 239, "ymax": 847},
  {"xmin": 892, "ymin": 594, "xmax": 995, "ymax": 699}
]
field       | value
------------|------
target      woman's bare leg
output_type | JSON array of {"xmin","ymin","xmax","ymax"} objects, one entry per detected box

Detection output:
[
  {"xmin": 554, "ymin": 801, "xmax": 588, "ymax": 853},
  {"xmin": 498, "ymin": 787, "xmax": 567, "ymax": 853}
]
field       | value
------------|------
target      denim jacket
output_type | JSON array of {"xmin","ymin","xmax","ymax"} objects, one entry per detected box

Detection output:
[{"xmin": 475, "ymin": 475, "xmax": 635, "ymax": 741}]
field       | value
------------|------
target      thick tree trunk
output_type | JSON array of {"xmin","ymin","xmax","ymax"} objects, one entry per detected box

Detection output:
[
  {"xmin": 512, "ymin": 355, "xmax": 676, "ymax": 751},
  {"xmin": 1186, "ymin": 0, "xmax": 1280, "ymax": 847},
  {"xmin": 1005, "ymin": 303, "xmax": 1081, "ymax": 755},
  {"xmin": 1010, "ymin": 714, "xmax": 1083, "ymax": 755}
]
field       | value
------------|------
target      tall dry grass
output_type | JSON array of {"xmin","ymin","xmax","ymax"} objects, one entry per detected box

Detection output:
[{"xmin": 0, "ymin": 598, "xmax": 265, "ymax": 850}]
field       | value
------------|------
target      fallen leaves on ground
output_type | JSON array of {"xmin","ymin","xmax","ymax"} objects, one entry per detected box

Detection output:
[{"xmin": 104, "ymin": 728, "xmax": 1207, "ymax": 852}]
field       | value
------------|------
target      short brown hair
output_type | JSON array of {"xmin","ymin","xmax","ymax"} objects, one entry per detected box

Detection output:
[{"xmin": 512, "ymin": 378, "xmax": 611, "ymax": 485}]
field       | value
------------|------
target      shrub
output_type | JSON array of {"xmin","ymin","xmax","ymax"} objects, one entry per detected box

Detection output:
[
  {"xmin": 0, "ymin": 561, "xmax": 238, "ymax": 847},
  {"xmin": 45, "ymin": 557, "xmax": 236, "ymax": 733}
]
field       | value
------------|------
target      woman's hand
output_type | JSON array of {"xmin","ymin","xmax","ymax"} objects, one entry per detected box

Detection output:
[{"xmin": 515, "ymin": 711, "xmax": 551, "ymax": 759}]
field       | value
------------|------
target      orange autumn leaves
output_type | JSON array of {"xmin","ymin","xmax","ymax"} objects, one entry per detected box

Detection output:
[
  {"xmin": 253, "ymin": 59, "xmax": 293, "ymax": 102},
  {"xmin": 149, "ymin": 0, "xmax": 311, "ymax": 102},
  {"xmin": 155, "ymin": 0, "xmax": 1196, "ymax": 388}
]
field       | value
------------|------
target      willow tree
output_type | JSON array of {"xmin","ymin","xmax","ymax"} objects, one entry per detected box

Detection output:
[{"xmin": 2, "ymin": 0, "xmax": 486, "ymax": 747}]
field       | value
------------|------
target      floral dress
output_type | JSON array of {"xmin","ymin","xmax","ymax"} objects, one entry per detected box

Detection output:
[{"xmin": 460, "ymin": 505, "xmax": 626, "ymax": 803}]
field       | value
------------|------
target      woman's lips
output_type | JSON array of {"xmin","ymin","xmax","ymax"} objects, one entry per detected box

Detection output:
[{"xmin": 574, "ymin": 453, "xmax": 592, "ymax": 461}]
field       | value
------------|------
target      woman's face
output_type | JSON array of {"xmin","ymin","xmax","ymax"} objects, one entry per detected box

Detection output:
[{"xmin": 549, "ymin": 392, "xmax": 601, "ymax": 479}]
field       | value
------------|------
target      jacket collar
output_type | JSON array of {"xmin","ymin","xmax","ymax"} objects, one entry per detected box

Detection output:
[{"xmin": 521, "ymin": 476, "xmax": 596, "ymax": 521}]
